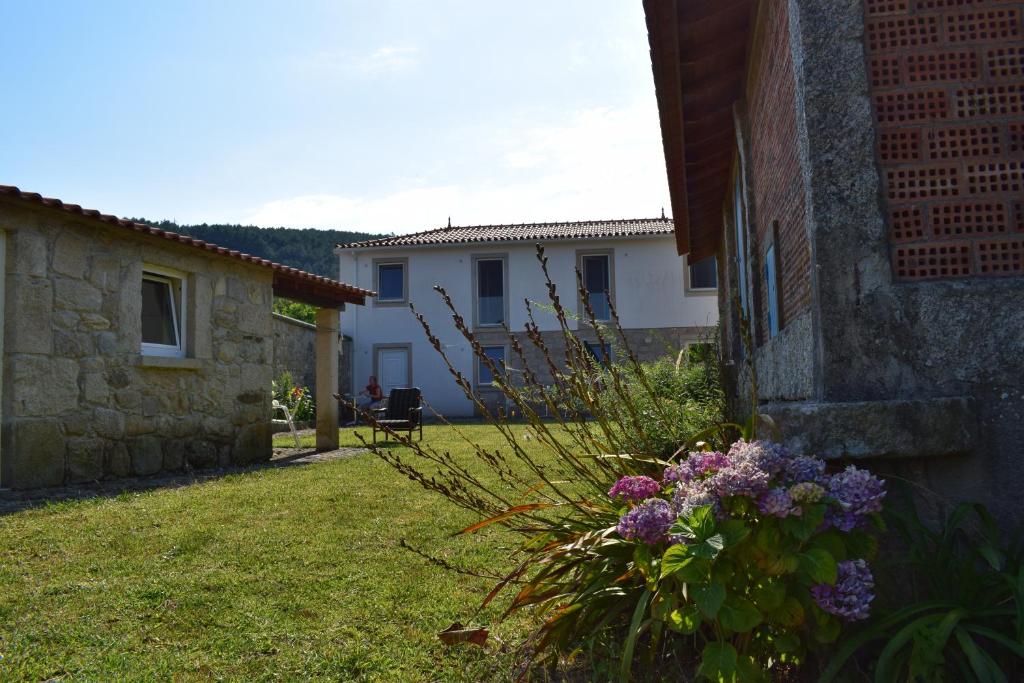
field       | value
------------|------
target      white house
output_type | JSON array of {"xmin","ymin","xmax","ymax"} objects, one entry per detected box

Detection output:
[{"xmin": 336, "ymin": 218, "xmax": 718, "ymax": 417}]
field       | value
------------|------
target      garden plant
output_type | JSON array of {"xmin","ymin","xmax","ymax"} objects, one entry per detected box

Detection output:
[{"xmin": 356, "ymin": 245, "xmax": 890, "ymax": 681}]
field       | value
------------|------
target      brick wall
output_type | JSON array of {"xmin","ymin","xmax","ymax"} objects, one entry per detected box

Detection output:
[
  {"xmin": 865, "ymin": 0, "xmax": 1024, "ymax": 280},
  {"xmin": 745, "ymin": 0, "xmax": 812, "ymax": 343}
]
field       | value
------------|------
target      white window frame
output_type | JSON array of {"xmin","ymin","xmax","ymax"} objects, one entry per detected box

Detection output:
[
  {"xmin": 472, "ymin": 254, "xmax": 508, "ymax": 329},
  {"xmin": 476, "ymin": 345, "xmax": 507, "ymax": 388},
  {"xmin": 576, "ymin": 250, "xmax": 615, "ymax": 323},
  {"xmin": 141, "ymin": 265, "xmax": 187, "ymax": 358},
  {"xmin": 374, "ymin": 259, "xmax": 408, "ymax": 305},
  {"xmin": 686, "ymin": 255, "xmax": 719, "ymax": 293}
]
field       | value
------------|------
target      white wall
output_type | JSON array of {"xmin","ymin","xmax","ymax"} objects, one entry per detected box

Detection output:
[{"xmin": 339, "ymin": 235, "xmax": 718, "ymax": 417}]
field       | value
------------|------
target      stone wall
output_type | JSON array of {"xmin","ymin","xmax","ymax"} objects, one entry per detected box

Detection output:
[
  {"xmin": 272, "ymin": 313, "xmax": 316, "ymax": 391},
  {"xmin": 1, "ymin": 200, "xmax": 274, "ymax": 488}
]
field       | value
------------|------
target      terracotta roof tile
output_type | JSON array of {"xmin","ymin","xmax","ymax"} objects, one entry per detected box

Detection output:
[
  {"xmin": 0, "ymin": 185, "xmax": 374, "ymax": 307},
  {"xmin": 338, "ymin": 217, "xmax": 675, "ymax": 249}
]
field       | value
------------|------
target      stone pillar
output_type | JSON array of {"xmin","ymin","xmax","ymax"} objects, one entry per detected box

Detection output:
[{"xmin": 315, "ymin": 307, "xmax": 340, "ymax": 451}]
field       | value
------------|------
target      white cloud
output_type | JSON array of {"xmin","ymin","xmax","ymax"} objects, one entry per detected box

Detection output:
[
  {"xmin": 243, "ymin": 99, "xmax": 670, "ymax": 233},
  {"xmin": 290, "ymin": 45, "xmax": 419, "ymax": 79}
]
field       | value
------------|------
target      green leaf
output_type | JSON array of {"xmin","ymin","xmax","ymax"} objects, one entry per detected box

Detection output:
[
  {"xmin": 692, "ymin": 533, "xmax": 725, "ymax": 560},
  {"xmin": 844, "ymin": 530, "xmax": 879, "ymax": 559},
  {"xmin": 668, "ymin": 604, "xmax": 702, "ymax": 634},
  {"xmin": 735, "ymin": 654, "xmax": 768, "ymax": 683},
  {"xmin": 619, "ymin": 589, "xmax": 651, "ymax": 683},
  {"xmin": 955, "ymin": 626, "xmax": 1008, "ymax": 683},
  {"xmin": 718, "ymin": 519, "xmax": 751, "ymax": 547},
  {"xmin": 799, "ymin": 549, "xmax": 837, "ymax": 585},
  {"xmin": 772, "ymin": 632, "xmax": 800, "ymax": 654},
  {"xmin": 813, "ymin": 614, "xmax": 841, "ymax": 643},
  {"xmin": 660, "ymin": 544, "xmax": 693, "ymax": 579},
  {"xmin": 751, "ymin": 580, "xmax": 786, "ymax": 612},
  {"xmin": 697, "ymin": 641, "xmax": 737, "ymax": 682},
  {"xmin": 755, "ymin": 525, "xmax": 780, "ymax": 551},
  {"xmin": 770, "ymin": 596, "xmax": 805, "ymax": 627},
  {"xmin": 718, "ymin": 596, "xmax": 763, "ymax": 633},
  {"xmin": 695, "ymin": 581, "xmax": 726, "ymax": 619},
  {"xmin": 809, "ymin": 530, "xmax": 848, "ymax": 562},
  {"xmin": 765, "ymin": 552, "xmax": 800, "ymax": 576},
  {"xmin": 688, "ymin": 505, "xmax": 717, "ymax": 541},
  {"xmin": 633, "ymin": 545, "xmax": 654, "ymax": 580}
]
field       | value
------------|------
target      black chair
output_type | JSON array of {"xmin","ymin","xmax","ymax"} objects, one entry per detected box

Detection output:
[{"xmin": 372, "ymin": 387, "xmax": 423, "ymax": 443}]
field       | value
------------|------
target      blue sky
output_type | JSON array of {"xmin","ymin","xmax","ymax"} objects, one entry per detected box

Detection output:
[{"xmin": 1, "ymin": 1, "xmax": 669, "ymax": 234}]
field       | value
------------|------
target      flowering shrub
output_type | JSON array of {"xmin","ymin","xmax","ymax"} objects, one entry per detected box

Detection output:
[
  {"xmin": 606, "ymin": 440, "xmax": 885, "ymax": 680},
  {"xmin": 272, "ymin": 372, "xmax": 315, "ymax": 422}
]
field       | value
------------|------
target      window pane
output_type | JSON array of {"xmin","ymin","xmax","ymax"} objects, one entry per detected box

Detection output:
[
  {"xmin": 583, "ymin": 255, "xmax": 610, "ymax": 320},
  {"xmin": 690, "ymin": 256, "xmax": 718, "ymax": 289},
  {"xmin": 765, "ymin": 245, "xmax": 780, "ymax": 338},
  {"xmin": 477, "ymin": 259, "xmax": 504, "ymax": 325},
  {"xmin": 141, "ymin": 278, "xmax": 178, "ymax": 346},
  {"xmin": 378, "ymin": 263, "xmax": 404, "ymax": 301},
  {"xmin": 585, "ymin": 341, "xmax": 611, "ymax": 365},
  {"xmin": 478, "ymin": 346, "xmax": 505, "ymax": 386}
]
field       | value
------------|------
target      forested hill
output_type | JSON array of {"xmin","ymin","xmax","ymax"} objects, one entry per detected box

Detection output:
[{"xmin": 133, "ymin": 219, "xmax": 386, "ymax": 278}]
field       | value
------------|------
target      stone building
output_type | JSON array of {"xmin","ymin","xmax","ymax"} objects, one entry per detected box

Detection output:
[
  {"xmin": 644, "ymin": 0, "xmax": 1024, "ymax": 519},
  {"xmin": 0, "ymin": 186, "xmax": 371, "ymax": 488},
  {"xmin": 337, "ymin": 219, "xmax": 719, "ymax": 417}
]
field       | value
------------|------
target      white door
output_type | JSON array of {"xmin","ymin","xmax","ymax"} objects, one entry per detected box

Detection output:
[{"xmin": 377, "ymin": 347, "xmax": 410, "ymax": 397}]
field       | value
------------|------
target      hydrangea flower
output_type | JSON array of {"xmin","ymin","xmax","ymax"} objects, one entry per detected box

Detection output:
[
  {"xmin": 811, "ymin": 559, "xmax": 875, "ymax": 621},
  {"xmin": 757, "ymin": 487, "xmax": 800, "ymax": 518},
  {"xmin": 617, "ymin": 498, "xmax": 675, "ymax": 544},
  {"xmin": 663, "ymin": 451, "xmax": 730, "ymax": 484},
  {"xmin": 789, "ymin": 481, "xmax": 826, "ymax": 504},
  {"xmin": 828, "ymin": 465, "xmax": 886, "ymax": 526},
  {"xmin": 608, "ymin": 475, "xmax": 662, "ymax": 503},
  {"xmin": 672, "ymin": 478, "xmax": 720, "ymax": 518},
  {"xmin": 728, "ymin": 439, "xmax": 788, "ymax": 476},
  {"xmin": 710, "ymin": 456, "xmax": 771, "ymax": 498},
  {"xmin": 782, "ymin": 456, "xmax": 827, "ymax": 485}
]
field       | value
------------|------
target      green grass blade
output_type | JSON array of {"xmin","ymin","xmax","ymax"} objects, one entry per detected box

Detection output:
[{"xmin": 619, "ymin": 589, "xmax": 652, "ymax": 683}]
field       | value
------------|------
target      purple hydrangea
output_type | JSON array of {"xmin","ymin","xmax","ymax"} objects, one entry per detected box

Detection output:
[
  {"xmin": 829, "ymin": 466, "xmax": 886, "ymax": 517},
  {"xmin": 616, "ymin": 498, "xmax": 676, "ymax": 544},
  {"xmin": 811, "ymin": 559, "xmax": 875, "ymax": 621},
  {"xmin": 728, "ymin": 440, "xmax": 789, "ymax": 476},
  {"xmin": 710, "ymin": 456, "xmax": 771, "ymax": 498},
  {"xmin": 672, "ymin": 478, "xmax": 720, "ymax": 518},
  {"xmin": 782, "ymin": 456, "xmax": 828, "ymax": 485},
  {"xmin": 608, "ymin": 475, "xmax": 662, "ymax": 503},
  {"xmin": 757, "ymin": 487, "xmax": 800, "ymax": 518},
  {"xmin": 663, "ymin": 451, "xmax": 730, "ymax": 484}
]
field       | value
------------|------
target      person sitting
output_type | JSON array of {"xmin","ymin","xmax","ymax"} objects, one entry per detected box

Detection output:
[{"xmin": 355, "ymin": 375, "xmax": 385, "ymax": 409}]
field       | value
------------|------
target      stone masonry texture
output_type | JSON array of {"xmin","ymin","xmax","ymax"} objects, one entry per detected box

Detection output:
[{"xmin": 2, "ymin": 200, "xmax": 273, "ymax": 488}]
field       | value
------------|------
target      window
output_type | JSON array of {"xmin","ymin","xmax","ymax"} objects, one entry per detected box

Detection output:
[
  {"xmin": 765, "ymin": 245, "xmax": 780, "ymax": 338},
  {"xmin": 141, "ymin": 268, "xmax": 185, "ymax": 357},
  {"xmin": 475, "ymin": 258, "xmax": 505, "ymax": 326},
  {"xmin": 375, "ymin": 260, "xmax": 406, "ymax": 304},
  {"xmin": 580, "ymin": 253, "xmax": 612, "ymax": 321},
  {"xmin": 477, "ymin": 346, "xmax": 506, "ymax": 387},
  {"xmin": 584, "ymin": 341, "xmax": 613, "ymax": 365},
  {"xmin": 733, "ymin": 179, "xmax": 751, "ymax": 320},
  {"xmin": 689, "ymin": 256, "xmax": 718, "ymax": 290}
]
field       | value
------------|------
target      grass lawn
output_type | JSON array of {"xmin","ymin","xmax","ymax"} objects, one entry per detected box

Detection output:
[{"xmin": 0, "ymin": 424, "xmax": 553, "ymax": 681}]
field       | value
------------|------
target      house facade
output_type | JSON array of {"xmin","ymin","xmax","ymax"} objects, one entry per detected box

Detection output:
[
  {"xmin": 337, "ymin": 219, "xmax": 719, "ymax": 417},
  {"xmin": 645, "ymin": 0, "xmax": 1024, "ymax": 518},
  {"xmin": 0, "ymin": 186, "xmax": 370, "ymax": 488}
]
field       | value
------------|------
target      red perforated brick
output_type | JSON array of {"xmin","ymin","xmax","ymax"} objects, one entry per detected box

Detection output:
[
  {"xmin": 916, "ymin": 0, "xmax": 1017, "ymax": 8},
  {"xmin": 1010, "ymin": 123, "xmax": 1023, "ymax": 153},
  {"xmin": 987, "ymin": 47, "xmax": 1024, "ymax": 79},
  {"xmin": 977, "ymin": 238, "xmax": 1024, "ymax": 274},
  {"xmin": 967, "ymin": 161, "xmax": 1023, "ymax": 193},
  {"xmin": 927, "ymin": 124, "xmax": 1001, "ymax": 159},
  {"xmin": 870, "ymin": 56, "xmax": 902, "ymax": 87},
  {"xmin": 887, "ymin": 165, "xmax": 960, "ymax": 199},
  {"xmin": 907, "ymin": 51, "xmax": 979, "ymax": 82},
  {"xmin": 894, "ymin": 243, "xmax": 972, "ymax": 279},
  {"xmin": 867, "ymin": 16, "xmax": 940, "ymax": 51},
  {"xmin": 891, "ymin": 206, "xmax": 926, "ymax": 241},
  {"xmin": 945, "ymin": 9, "xmax": 1021, "ymax": 43},
  {"xmin": 875, "ymin": 90, "xmax": 948, "ymax": 122},
  {"xmin": 955, "ymin": 85, "xmax": 1024, "ymax": 117},
  {"xmin": 930, "ymin": 201, "xmax": 1008, "ymax": 237},
  {"xmin": 879, "ymin": 129, "xmax": 923, "ymax": 161},
  {"xmin": 866, "ymin": 0, "xmax": 910, "ymax": 14}
]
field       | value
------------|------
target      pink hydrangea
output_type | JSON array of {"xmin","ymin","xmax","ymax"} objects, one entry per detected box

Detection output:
[{"xmin": 608, "ymin": 475, "xmax": 662, "ymax": 503}]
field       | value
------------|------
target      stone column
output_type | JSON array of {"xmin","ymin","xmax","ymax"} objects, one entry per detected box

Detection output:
[{"xmin": 315, "ymin": 307, "xmax": 340, "ymax": 451}]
